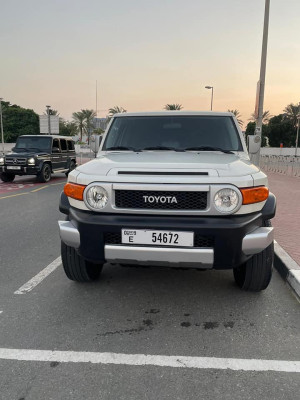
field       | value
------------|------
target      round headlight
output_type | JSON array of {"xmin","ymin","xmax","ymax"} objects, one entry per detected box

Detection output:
[
  {"xmin": 85, "ymin": 185, "xmax": 108, "ymax": 210},
  {"xmin": 28, "ymin": 157, "xmax": 35, "ymax": 165},
  {"xmin": 214, "ymin": 188, "xmax": 239, "ymax": 213},
  {"xmin": 0, "ymin": 157, "xmax": 4, "ymax": 164}
]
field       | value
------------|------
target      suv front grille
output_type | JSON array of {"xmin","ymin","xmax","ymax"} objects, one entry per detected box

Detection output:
[
  {"xmin": 5, "ymin": 158, "xmax": 27, "ymax": 165},
  {"xmin": 104, "ymin": 232, "xmax": 213, "ymax": 248},
  {"xmin": 115, "ymin": 190, "xmax": 207, "ymax": 210}
]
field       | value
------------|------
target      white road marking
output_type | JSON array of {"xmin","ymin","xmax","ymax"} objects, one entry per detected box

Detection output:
[
  {"xmin": 14, "ymin": 257, "xmax": 61, "ymax": 295},
  {"xmin": 0, "ymin": 348, "xmax": 299, "ymax": 373},
  {"xmin": 0, "ymin": 311, "xmax": 3, "ymax": 314}
]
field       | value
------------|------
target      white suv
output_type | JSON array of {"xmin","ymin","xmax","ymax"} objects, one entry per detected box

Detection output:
[{"xmin": 58, "ymin": 111, "xmax": 276, "ymax": 291}]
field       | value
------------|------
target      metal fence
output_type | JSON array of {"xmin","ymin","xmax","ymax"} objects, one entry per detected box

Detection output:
[{"xmin": 260, "ymin": 155, "xmax": 300, "ymax": 177}]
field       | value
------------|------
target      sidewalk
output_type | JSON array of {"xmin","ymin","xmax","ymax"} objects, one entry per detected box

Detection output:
[{"xmin": 266, "ymin": 171, "xmax": 300, "ymax": 265}]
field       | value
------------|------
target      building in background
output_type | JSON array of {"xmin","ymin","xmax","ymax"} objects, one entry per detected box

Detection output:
[{"xmin": 93, "ymin": 117, "xmax": 108, "ymax": 131}]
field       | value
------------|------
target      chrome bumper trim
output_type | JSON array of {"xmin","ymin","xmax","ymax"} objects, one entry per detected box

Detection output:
[
  {"xmin": 58, "ymin": 221, "xmax": 80, "ymax": 249},
  {"xmin": 242, "ymin": 227, "xmax": 274, "ymax": 255},
  {"xmin": 104, "ymin": 245, "xmax": 214, "ymax": 268}
]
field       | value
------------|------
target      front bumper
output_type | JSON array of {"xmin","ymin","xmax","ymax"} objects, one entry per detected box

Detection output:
[
  {"xmin": 0, "ymin": 165, "xmax": 40, "ymax": 175},
  {"xmin": 58, "ymin": 193, "xmax": 276, "ymax": 269}
]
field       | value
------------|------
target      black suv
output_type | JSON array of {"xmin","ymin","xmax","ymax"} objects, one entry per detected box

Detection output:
[{"xmin": 0, "ymin": 135, "xmax": 77, "ymax": 183}]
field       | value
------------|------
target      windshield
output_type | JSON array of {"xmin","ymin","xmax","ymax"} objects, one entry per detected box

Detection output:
[
  {"xmin": 103, "ymin": 116, "xmax": 242, "ymax": 152},
  {"xmin": 15, "ymin": 136, "xmax": 52, "ymax": 152}
]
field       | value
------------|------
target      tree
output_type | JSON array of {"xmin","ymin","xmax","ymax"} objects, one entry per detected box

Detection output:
[
  {"xmin": 59, "ymin": 119, "xmax": 77, "ymax": 136},
  {"xmin": 108, "ymin": 106, "xmax": 127, "ymax": 118},
  {"xmin": 228, "ymin": 109, "xmax": 243, "ymax": 127},
  {"xmin": 164, "ymin": 104, "xmax": 183, "ymax": 110},
  {"xmin": 268, "ymin": 114, "xmax": 295, "ymax": 147},
  {"xmin": 81, "ymin": 109, "xmax": 96, "ymax": 144},
  {"xmin": 72, "ymin": 111, "xmax": 86, "ymax": 141},
  {"xmin": 1, "ymin": 101, "xmax": 39, "ymax": 142},
  {"xmin": 283, "ymin": 103, "xmax": 300, "ymax": 128},
  {"xmin": 249, "ymin": 110, "xmax": 271, "ymax": 124}
]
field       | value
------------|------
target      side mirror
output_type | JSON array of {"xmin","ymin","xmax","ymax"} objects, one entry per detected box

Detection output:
[
  {"xmin": 248, "ymin": 135, "xmax": 261, "ymax": 154},
  {"xmin": 52, "ymin": 147, "xmax": 60, "ymax": 153},
  {"xmin": 90, "ymin": 135, "xmax": 102, "ymax": 154},
  {"xmin": 11, "ymin": 147, "xmax": 16, "ymax": 151}
]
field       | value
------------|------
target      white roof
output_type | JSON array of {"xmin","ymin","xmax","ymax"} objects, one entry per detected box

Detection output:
[{"xmin": 113, "ymin": 111, "xmax": 234, "ymax": 117}]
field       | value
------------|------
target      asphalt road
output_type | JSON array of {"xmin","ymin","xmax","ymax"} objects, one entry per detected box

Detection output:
[{"xmin": 0, "ymin": 176, "xmax": 299, "ymax": 400}]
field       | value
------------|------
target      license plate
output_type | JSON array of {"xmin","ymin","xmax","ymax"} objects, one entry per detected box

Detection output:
[
  {"xmin": 122, "ymin": 229, "xmax": 194, "ymax": 247},
  {"xmin": 7, "ymin": 166, "xmax": 21, "ymax": 170}
]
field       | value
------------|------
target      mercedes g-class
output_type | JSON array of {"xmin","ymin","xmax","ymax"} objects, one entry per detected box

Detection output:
[
  {"xmin": 58, "ymin": 112, "xmax": 276, "ymax": 291},
  {"xmin": 0, "ymin": 135, "xmax": 76, "ymax": 183}
]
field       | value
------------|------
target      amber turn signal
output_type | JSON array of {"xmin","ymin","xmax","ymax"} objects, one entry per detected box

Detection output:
[
  {"xmin": 64, "ymin": 182, "xmax": 86, "ymax": 201},
  {"xmin": 240, "ymin": 186, "xmax": 269, "ymax": 205}
]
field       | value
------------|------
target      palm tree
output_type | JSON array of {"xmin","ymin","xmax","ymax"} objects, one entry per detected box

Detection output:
[
  {"xmin": 164, "ymin": 104, "xmax": 183, "ymax": 110},
  {"xmin": 108, "ymin": 106, "xmax": 127, "ymax": 119},
  {"xmin": 228, "ymin": 109, "xmax": 243, "ymax": 127},
  {"xmin": 72, "ymin": 111, "xmax": 86, "ymax": 142},
  {"xmin": 283, "ymin": 103, "xmax": 300, "ymax": 128},
  {"xmin": 249, "ymin": 110, "xmax": 271, "ymax": 124},
  {"xmin": 82, "ymin": 109, "xmax": 97, "ymax": 144}
]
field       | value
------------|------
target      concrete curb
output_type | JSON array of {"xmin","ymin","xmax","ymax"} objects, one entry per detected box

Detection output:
[{"xmin": 274, "ymin": 241, "xmax": 300, "ymax": 299}]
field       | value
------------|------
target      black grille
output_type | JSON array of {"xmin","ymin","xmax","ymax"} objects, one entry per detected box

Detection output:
[
  {"xmin": 194, "ymin": 234, "xmax": 214, "ymax": 248},
  {"xmin": 104, "ymin": 232, "xmax": 213, "ymax": 248},
  {"xmin": 5, "ymin": 157, "xmax": 27, "ymax": 165},
  {"xmin": 104, "ymin": 232, "xmax": 121, "ymax": 244},
  {"xmin": 115, "ymin": 190, "xmax": 207, "ymax": 210}
]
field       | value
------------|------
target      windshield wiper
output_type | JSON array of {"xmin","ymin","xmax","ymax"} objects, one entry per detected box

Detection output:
[
  {"xmin": 105, "ymin": 146, "xmax": 141, "ymax": 152},
  {"xmin": 142, "ymin": 146, "xmax": 184, "ymax": 152},
  {"xmin": 184, "ymin": 146, "xmax": 234, "ymax": 154},
  {"xmin": 28, "ymin": 147, "xmax": 42, "ymax": 151}
]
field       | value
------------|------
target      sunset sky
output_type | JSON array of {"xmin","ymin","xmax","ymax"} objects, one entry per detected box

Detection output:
[{"xmin": 1, "ymin": 0, "xmax": 299, "ymax": 127}]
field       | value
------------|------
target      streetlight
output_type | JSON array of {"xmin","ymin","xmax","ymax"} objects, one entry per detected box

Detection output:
[
  {"xmin": 296, "ymin": 102, "xmax": 300, "ymax": 157},
  {"xmin": 205, "ymin": 86, "xmax": 214, "ymax": 111},
  {"xmin": 0, "ymin": 98, "xmax": 4, "ymax": 154},
  {"xmin": 46, "ymin": 105, "xmax": 51, "ymax": 135},
  {"xmin": 252, "ymin": 0, "xmax": 270, "ymax": 166}
]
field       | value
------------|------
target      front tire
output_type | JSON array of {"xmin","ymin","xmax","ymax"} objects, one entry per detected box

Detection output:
[
  {"xmin": 0, "ymin": 172, "xmax": 15, "ymax": 182},
  {"xmin": 233, "ymin": 220, "xmax": 274, "ymax": 292},
  {"xmin": 65, "ymin": 160, "xmax": 76, "ymax": 176},
  {"xmin": 61, "ymin": 242, "xmax": 103, "ymax": 282},
  {"xmin": 37, "ymin": 163, "xmax": 51, "ymax": 183}
]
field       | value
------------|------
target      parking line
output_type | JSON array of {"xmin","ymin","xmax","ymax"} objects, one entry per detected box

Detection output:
[
  {"xmin": 0, "ymin": 192, "xmax": 30, "ymax": 200},
  {"xmin": 30, "ymin": 185, "xmax": 49, "ymax": 192},
  {"xmin": 14, "ymin": 257, "xmax": 61, "ymax": 295},
  {"xmin": 0, "ymin": 348, "xmax": 299, "ymax": 373}
]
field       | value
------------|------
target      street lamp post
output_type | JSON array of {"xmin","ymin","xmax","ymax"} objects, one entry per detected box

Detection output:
[
  {"xmin": 46, "ymin": 105, "xmax": 51, "ymax": 135},
  {"xmin": 0, "ymin": 98, "xmax": 4, "ymax": 154},
  {"xmin": 296, "ymin": 103, "xmax": 300, "ymax": 157},
  {"xmin": 252, "ymin": 0, "xmax": 270, "ymax": 166},
  {"xmin": 205, "ymin": 86, "xmax": 214, "ymax": 111}
]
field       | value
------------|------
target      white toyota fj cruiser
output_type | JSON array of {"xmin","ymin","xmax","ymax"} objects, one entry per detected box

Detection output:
[{"xmin": 59, "ymin": 111, "xmax": 276, "ymax": 291}]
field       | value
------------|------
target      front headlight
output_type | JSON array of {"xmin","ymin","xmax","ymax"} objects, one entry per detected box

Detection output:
[
  {"xmin": 0, "ymin": 157, "xmax": 4, "ymax": 165},
  {"xmin": 214, "ymin": 188, "xmax": 239, "ymax": 213},
  {"xmin": 85, "ymin": 185, "xmax": 108, "ymax": 210},
  {"xmin": 28, "ymin": 157, "xmax": 35, "ymax": 165}
]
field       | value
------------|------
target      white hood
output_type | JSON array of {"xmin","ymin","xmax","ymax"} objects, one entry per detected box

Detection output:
[{"xmin": 75, "ymin": 151, "xmax": 259, "ymax": 178}]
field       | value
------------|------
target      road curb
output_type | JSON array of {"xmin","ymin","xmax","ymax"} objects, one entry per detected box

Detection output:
[{"xmin": 274, "ymin": 241, "xmax": 300, "ymax": 299}]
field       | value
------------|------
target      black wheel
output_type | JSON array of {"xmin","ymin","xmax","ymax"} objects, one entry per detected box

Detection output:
[
  {"xmin": 65, "ymin": 160, "xmax": 76, "ymax": 176},
  {"xmin": 61, "ymin": 241, "xmax": 103, "ymax": 282},
  {"xmin": 0, "ymin": 172, "xmax": 15, "ymax": 182},
  {"xmin": 233, "ymin": 220, "xmax": 274, "ymax": 292},
  {"xmin": 37, "ymin": 163, "xmax": 51, "ymax": 183}
]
